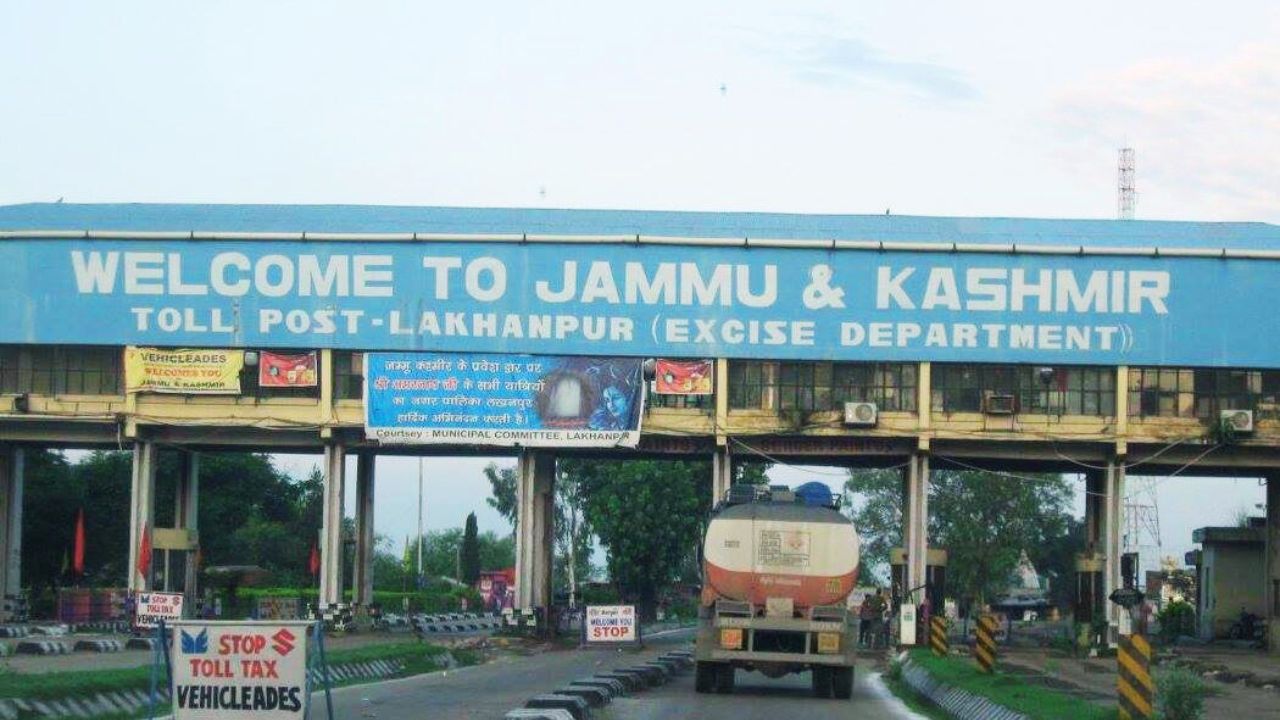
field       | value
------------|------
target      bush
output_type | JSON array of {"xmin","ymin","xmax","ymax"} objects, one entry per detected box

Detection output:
[
  {"xmin": 1156, "ymin": 600, "xmax": 1197, "ymax": 644},
  {"xmin": 1156, "ymin": 666, "xmax": 1207, "ymax": 720}
]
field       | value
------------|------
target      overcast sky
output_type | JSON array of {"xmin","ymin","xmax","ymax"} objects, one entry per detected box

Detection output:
[{"xmin": 3, "ymin": 1, "xmax": 1275, "ymax": 569}]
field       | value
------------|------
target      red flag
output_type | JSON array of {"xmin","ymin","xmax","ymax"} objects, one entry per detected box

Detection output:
[
  {"xmin": 73, "ymin": 509, "xmax": 86, "ymax": 576},
  {"xmin": 309, "ymin": 543, "xmax": 320, "ymax": 577},
  {"xmin": 137, "ymin": 523, "xmax": 152, "ymax": 579}
]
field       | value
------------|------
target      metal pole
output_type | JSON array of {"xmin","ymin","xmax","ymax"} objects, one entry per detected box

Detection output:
[{"xmin": 416, "ymin": 458, "xmax": 424, "ymax": 587}]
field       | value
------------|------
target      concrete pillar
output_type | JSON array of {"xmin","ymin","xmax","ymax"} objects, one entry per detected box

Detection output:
[
  {"xmin": 176, "ymin": 452, "xmax": 200, "ymax": 606},
  {"xmin": 1083, "ymin": 470, "xmax": 1104, "ymax": 553},
  {"xmin": 514, "ymin": 450, "xmax": 555, "ymax": 610},
  {"xmin": 1266, "ymin": 473, "xmax": 1279, "ymax": 654},
  {"xmin": 127, "ymin": 442, "xmax": 157, "ymax": 594},
  {"xmin": 352, "ymin": 453, "xmax": 376, "ymax": 608},
  {"xmin": 1103, "ymin": 459, "xmax": 1125, "ymax": 642},
  {"xmin": 711, "ymin": 446, "xmax": 733, "ymax": 504},
  {"xmin": 903, "ymin": 454, "xmax": 929, "ymax": 608},
  {"xmin": 318, "ymin": 443, "xmax": 346, "ymax": 611},
  {"xmin": 0, "ymin": 446, "xmax": 24, "ymax": 619}
]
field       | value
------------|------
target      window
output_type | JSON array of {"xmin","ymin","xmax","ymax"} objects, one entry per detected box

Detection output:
[
  {"xmin": 777, "ymin": 362, "xmax": 830, "ymax": 412},
  {"xmin": 933, "ymin": 364, "xmax": 1114, "ymax": 415},
  {"xmin": 729, "ymin": 361, "xmax": 774, "ymax": 410},
  {"xmin": 0, "ymin": 346, "xmax": 123, "ymax": 395},
  {"xmin": 729, "ymin": 361, "xmax": 917, "ymax": 413},
  {"xmin": 334, "ymin": 352, "xmax": 364, "ymax": 400},
  {"xmin": 1130, "ymin": 367, "xmax": 1280, "ymax": 420},
  {"xmin": 832, "ymin": 363, "xmax": 917, "ymax": 412},
  {"xmin": 1128, "ymin": 368, "xmax": 1195, "ymax": 418}
]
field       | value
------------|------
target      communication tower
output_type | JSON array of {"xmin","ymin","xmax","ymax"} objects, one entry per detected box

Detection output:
[
  {"xmin": 1118, "ymin": 148, "xmax": 1136, "ymax": 219},
  {"xmin": 1123, "ymin": 476, "xmax": 1162, "ymax": 583}
]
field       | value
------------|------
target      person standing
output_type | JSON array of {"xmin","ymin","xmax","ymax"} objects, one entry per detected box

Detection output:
[{"xmin": 858, "ymin": 594, "xmax": 876, "ymax": 646}]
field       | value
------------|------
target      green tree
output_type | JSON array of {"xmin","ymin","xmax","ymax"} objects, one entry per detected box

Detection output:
[
  {"xmin": 460, "ymin": 513, "xmax": 481, "ymax": 585},
  {"xmin": 846, "ymin": 468, "xmax": 1076, "ymax": 608},
  {"xmin": 841, "ymin": 468, "xmax": 904, "ymax": 586},
  {"xmin": 24, "ymin": 450, "xmax": 323, "ymax": 591},
  {"xmin": 563, "ymin": 458, "xmax": 711, "ymax": 618},
  {"xmin": 478, "ymin": 531, "xmax": 515, "ymax": 571},
  {"xmin": 484, "ymin": 463, "xmax": 517, "ymax": 532},
  {"xmin": 554, "ymin": 465, "xmax": 593, "ymax": 602},
  {"xmin": 20, "ymin": 450, "xmax": 79, "ymax": 591}
]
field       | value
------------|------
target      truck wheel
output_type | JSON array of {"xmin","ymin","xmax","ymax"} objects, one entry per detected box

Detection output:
[
  {"xmin": 695, "ymin": 662, "xmax": 715, "ymax": 693},
  {"xmin": 831, "ymin": 667, "xmax": 854, "ymax": 699},
  {"xmin": 811, "ymin": 667, "xmax": 832, "ymax": 698},
  {"xmin": 715, "ymin": 664, "xmax": 736, "ymax": 694}
]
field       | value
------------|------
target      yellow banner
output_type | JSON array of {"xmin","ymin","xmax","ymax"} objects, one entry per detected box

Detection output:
[{"xmin": 125, "ymin": 348, "xmax": 244, "ymax": 394}]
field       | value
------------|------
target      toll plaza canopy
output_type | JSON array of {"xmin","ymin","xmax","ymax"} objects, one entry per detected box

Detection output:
[
  {"xmin": 2, "ymin": 202, "xmax": 1279, "ymax": 250},
  {"xmin": 0, "ymin": 203, "xmax": 1277, "ymax": 368}
]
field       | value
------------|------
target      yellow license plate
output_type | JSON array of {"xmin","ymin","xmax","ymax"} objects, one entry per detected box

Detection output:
[
  {"xmin": 817, "ymin": 632, "xmax": 841, "ymax": 654},
  {"xmin": 719, "ymin": 628, "xmax": 744, "ymax": 650}
]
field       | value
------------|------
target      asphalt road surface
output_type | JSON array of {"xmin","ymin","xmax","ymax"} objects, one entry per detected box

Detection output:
[
  {"xmin": 603, "ymin": 663, "xmax": 923, "ymax": 720},
  {"xmin": 309, "ymin": 628, "xmax": 698, "ymax": 720},
  {"xmin": 309, "ymin": 628, "xmax": 923, "ymax": 720}
]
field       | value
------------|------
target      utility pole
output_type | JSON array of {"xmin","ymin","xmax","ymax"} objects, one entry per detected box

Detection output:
[{"xmin": 416, "ymin": 457, "xmax": 424, "ymax": 588}]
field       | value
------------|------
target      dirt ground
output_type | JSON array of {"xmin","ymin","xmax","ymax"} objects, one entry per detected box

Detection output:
[{"xmin": 999, "ymin": 645, "xmax": 1280, "ymax": 720}]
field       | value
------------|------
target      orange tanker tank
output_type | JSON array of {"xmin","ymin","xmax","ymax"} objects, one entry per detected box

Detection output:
[{"xmin": 701, "ymin": 500, "xmax": 860, "ymax": 610}]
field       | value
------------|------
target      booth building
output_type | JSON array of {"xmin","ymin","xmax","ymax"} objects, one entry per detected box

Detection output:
[{"xmin": 0, "ymin": 203, "xmax": 1276, "ymax": 651}]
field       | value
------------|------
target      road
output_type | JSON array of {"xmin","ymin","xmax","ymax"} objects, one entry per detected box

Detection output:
[
  {"xmin": 603, "ymin": 662, "xmax": 922, "ymax": 720},
  {"xmin": 310, "ymin": 628, "xmax": 696, "ymax": 720},
  {"xmin": 311, "ymin": 628, "xmax": 923, "ymax": 719}
]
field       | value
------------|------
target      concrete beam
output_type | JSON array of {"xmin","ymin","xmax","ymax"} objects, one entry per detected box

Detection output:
[
  {"xmin": 353, "ymin": 453, "xmax": 376, "ymax": 607},
  {"xmin": 318, "ymin": 443, "xmax": 346, "ymax": 610},
  {"xmin": 0, "ymin": 446, "xmax": 24, "ymax": 618},
  {"xmin": 514, "ymin": 450, "xmax": 555, "ymax": 610},
  {"xmin": 127, "ymin": 442, "xmax": 156, "ymax": 594}
]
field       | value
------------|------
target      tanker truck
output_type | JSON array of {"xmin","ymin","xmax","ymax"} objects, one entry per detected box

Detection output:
[{"xmin": 694, "ymin": 483, "xmax": 859, "ymax": 699}]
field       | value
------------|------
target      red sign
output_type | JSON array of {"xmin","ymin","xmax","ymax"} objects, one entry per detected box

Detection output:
[
  {"xmin": 654, "ymin": 359, "xmax": 713, "ymax": 395},
  {"xmin": 259, "ymin": 352, "xmax": 318, "ymax": 387}
]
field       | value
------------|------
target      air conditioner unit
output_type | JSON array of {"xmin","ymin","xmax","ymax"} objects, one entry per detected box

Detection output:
[
  {"xmin": 842, "ymin": 401, "xmax": 878, "ymax": 426},
  {"xmin": 984, "ymin": 394, "xmax": 1017, "ymax": 415},
  {"xmin": 1220, "ymin": 409, "xmax": 1254, "ymax": 434}
]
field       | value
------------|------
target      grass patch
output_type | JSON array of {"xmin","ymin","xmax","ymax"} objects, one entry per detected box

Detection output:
[
  {"xmin": 0, "ymin": 639, "xmax": 465, "ymax": 701},
  {"xmin": 905, "ymin": 650, "xmax": 1117, "ymax": 720}
]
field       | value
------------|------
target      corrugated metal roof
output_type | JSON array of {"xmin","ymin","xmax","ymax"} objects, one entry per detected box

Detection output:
[{"xmin": 0, "ymin": 202, "xmax": 1277, "ymax": 250}]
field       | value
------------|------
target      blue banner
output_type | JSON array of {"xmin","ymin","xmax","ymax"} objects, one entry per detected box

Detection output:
[
  {"xmin": 0, "ymin": 238, "xmax": 1276, "ymax": 367},
  {"xmin": 364, "ymin": 353, "xmax": 644, "ymax": 447}
]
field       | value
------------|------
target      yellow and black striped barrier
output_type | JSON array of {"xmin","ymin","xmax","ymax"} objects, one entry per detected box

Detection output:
[
  {"xmin": 973, "ymin": 615, "xmax": 997, "ymax": 673},
  {"xmin": 1118, "ymin": 633, "xmax": 1154, "ymax": 719},
  {"xmin": 929, "ymin": 616, "xmax": 948, "ymax": 657}
]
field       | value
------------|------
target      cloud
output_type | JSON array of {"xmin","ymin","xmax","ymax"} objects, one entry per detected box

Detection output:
[
  {"xmin": 1048, "ymin": 43, "xmax": 1280, "ymax": 222},
  {"xmin": 749, "ymin": 24, "xmax": 978, "ymax": 102}
]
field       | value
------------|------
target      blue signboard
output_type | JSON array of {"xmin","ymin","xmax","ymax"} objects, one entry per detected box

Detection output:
[
  {"xmin": 364, "ymin": 353, "xmax": 644, "ymax": 447},
  {"xmin": 0, "ymin": 238, "xmax": 1275, "ymax": 367}
]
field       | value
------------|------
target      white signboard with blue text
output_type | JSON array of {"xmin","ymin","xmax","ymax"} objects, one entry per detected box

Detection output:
[
  {"xmin": 0, "ymin": 238, "xmax": 1275, "ymax": 367},
  {"xmin": 170, "ymin": 620, "xmax": 311, "ymax": 720}
]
